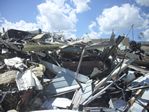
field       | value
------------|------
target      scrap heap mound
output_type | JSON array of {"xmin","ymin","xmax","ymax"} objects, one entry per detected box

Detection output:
[{"xmin": 0, "ymin": 29, "xmax": 149, "ymax": 112}]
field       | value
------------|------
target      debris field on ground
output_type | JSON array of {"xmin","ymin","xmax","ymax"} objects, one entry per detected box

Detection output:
[{"xmin": 0, "ymin": 29, "xmax": 149, "ymax": 112}]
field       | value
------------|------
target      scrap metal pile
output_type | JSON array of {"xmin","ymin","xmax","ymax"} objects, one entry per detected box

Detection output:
[{"xmin": 0, "ymin": 29, "xmax": 149, "ymax": 112}]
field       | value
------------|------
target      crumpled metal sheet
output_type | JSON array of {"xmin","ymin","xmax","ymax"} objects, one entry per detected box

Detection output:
[
  {"xmin": 16, "ymin": 69, "xmax": 43, "ymax": 90},
  {"xmin": 40, "ymin": 60, "xmax": 89, "ymax": 83}
]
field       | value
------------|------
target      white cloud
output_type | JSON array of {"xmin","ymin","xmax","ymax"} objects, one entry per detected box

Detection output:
[
  {"xmin": 0, "ymin": 20, "xmax": 2, "ymax": 23},
  {"xmin": 143, "ymin": 13, "xmax": 149, "ymax": 18},
  {"xmin": 72, "ymin": 0, "xmax": 90, "ymax": 13},
  {"xmin": 82, "ymin": 21, "xmax": 100, "ymax": 39},
  {"xmin": 0, "ymin": 19, "xmax": 38, "ymax": 32},
  {"xmin": 0, "ymin": 0, "xmax": 91, "ymax": 39},
  {"xmin": 36, "ymin": 0, "xmax": 91, "ymax": 32},
  {"xmin": 89, "ymin": 21, "xmax": 97, "ymax": 32},
  {"xmin": 141, "ymin": 29, "xmax": 149, "ymax": 40},
  {"xmin": 86, "ymin": 21, "xmax": 101, "ymax": 39},
  {"xmin": 36, "ymin": 0, "xmax": 77, "ymax": 32},
  {"xmin": 96, "ymin": 4, "xmax": 148, "ymax": 33},
  {"xmin": 87, "ymin": 32, "xmax": 100, "ymax": 39},
  {"xmin": 82, "ymin": 31, "xmax": 102, "ymax": 39},
  {"xmin": 136, "ymin": 0, "xmax": 149, "ymax": 7}
]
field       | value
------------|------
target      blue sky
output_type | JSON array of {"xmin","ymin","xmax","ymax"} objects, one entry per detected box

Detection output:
[{"xmin": 0, "ymin": 0, "xmax": 149, "ymax": 41}]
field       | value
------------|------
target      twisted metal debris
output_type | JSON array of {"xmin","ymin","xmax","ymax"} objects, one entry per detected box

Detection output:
[{"xmin": 0, "ymin": 29, "xmax": 149, "ymax": 112}]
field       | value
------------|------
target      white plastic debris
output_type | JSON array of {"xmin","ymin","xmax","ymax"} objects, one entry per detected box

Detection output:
[
  {"xmin": 2, "ymin": 48, "xmax": 8, "ymax": 54},
  {"xmin": 123, "ymin": 71, "xmax": 136, "ymax": 83},
  {"xmin": 16, "ymin": 69, "xmax": 43, "ymax": 91},
  {"xmin": 7, "ymin": 109, "xmax": 18, "ymax": 112},
  {"xmin": 41, "ymin": 98, "xmax": 71, "ymax": 109},
  {"xmin": 4, "ymin": 57, "xmax": 26, "ymax": 69},
  {"xmin": 52, "ymin": 98, "xmax": 71, "ymax": 108}
]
